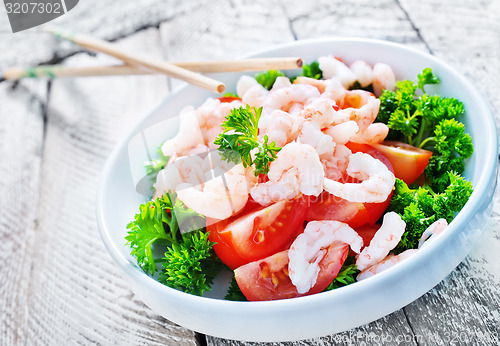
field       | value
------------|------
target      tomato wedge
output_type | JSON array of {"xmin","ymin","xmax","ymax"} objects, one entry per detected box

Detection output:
[
  {"xmin": 217, "ymin": 96, "xmax": 241, "ymax": 103},
  {"xmin": 234, "ymin": 241, "xmax": 349, "ymax": 301},
  {"xmin": 371, "ymin": 141, "xmax": 433, "ymax": 185},
  {"xmin": 355, "ymin": 224, "xmax": 379, "ymax": 246},
  {"xmin": 306, "ymin": 192, "xmax": 392, "ymax": 228},
  {"xmin": 208, "ymin": 198, "xmax": 309, "ymax": 269},
  {"xmin": 306, "ymin": 192, "xmax": 366, "ymax": 227}
]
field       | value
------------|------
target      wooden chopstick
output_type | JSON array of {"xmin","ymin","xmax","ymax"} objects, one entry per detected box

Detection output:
[
  {"xmin": 45, "ymin": 27, "xmax": 226, "ymax": 93},
  {"xmin": 2, "ymin": 58, "xmax": 303, "ymax": 80},
  {"xmin": 175, "ymin": 57, "xmax": 303, "ymax": 73}
]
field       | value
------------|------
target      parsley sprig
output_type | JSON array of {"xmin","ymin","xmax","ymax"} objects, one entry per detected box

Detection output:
[
  {"xmin": 389, "ymin": 173, "xmax": 473, "ymax": 252},
  {"xmin": 377, "ymin": 68, "xmax": 473, "ymax": 192},
  {"xmin": 255, "ymin": 70, "xmax": 285, "ymax": 90},
  {"xmin": 214, "ymin": 105, "xmax": 281, "ymax": 176},
  {"xmin": 324, "ymin": 257, "xmax": 359, "ymax": 291},
  {"xmin": 126, "ymin": 193, "xmax": 222, "ymax": 295}
]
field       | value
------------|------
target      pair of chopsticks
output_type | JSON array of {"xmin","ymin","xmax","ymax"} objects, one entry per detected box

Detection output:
[{"xmin": 3, "ymin": 28, "xmax": 303, "ymax": 93}]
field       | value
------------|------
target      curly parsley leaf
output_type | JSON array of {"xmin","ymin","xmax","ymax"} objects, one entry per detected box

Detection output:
[
  {"xmin": 423, "ymin": 119, "xmax": 473, "ymax": 192},
  {"xmin": 214, "ymin": 105, "xmax": 281, "ymax": 175},
  {"xmin": 377, "ymin": 68, "xmax": 466, "ymax": 148},
  {"xmin": 417, "ymin": 67, "xmax": 439, "ymax": 93},
  {"xmin": 390, "ymin": 175, "xmax": 473, "ymax": 252},
  {"xmin": 301, "ymin": 61, "xmax": 323, "ymax": 80},
  {"xmin": 376, "ymin": 68, "xmax": 472, "ymax": 192},
  {"xmin": 324, "ymin": 257, "xmax": 359, "ymax": 291},
  {"xmin": 126, "ymin": 192, "xmax": 222, "ymax": 295},
  {"xmin": 159, "ymin": 231, "xmax": 222, "ymax": 296},
  {"xmin": 221, "ymin": 91, "xmax": 240, "ymax": 98},
  {"xmin": 255, "ymin": 70, "xmax": 285, "ymax": 90},
  {"xmin": 145, "ymin": 147, "xmax": 169, "ymax": 178},
  {"xmin": 125, "ymin": 194, "xmax": 177, "ymax": 275}
]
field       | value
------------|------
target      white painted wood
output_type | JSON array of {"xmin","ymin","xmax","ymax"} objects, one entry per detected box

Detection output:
[
  {"xmin": 0, "ymin": 0, "xmax": 499, "ymax": 344},
  {"xmin": 0, "ymin": 0, "xmax": 211, "ymax": 70},
  {"xmin": 14, "ymin": 28, "xmax": 196, "ymax": 345},
  {"xmin": 0, "ymin": 79, "xmax": 46, "ymax": 346},
  {"xmin": 159, "ymin": 0, "xmax": 295, "ymax": 90}
]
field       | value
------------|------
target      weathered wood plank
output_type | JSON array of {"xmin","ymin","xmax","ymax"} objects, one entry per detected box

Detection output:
[
  {"xmin": 0, "ymin": 80, "xmax": 47, "ymax": 346},
  {"xmin": 393, "ymin": 1, "xmax": 500, "ymax": 344},
  {"xmin": 0, "ymin": 0, "xmax": 213, "ymax": 69},
  {"xmin": 21, "ymin": 28, "xmax": 196, "ymax": 345},
  {"xmin": 207, "ymin": 309, "xmax": 417, "ymax": 346},
  {"xmin": 286, "ymin": 0, "xmax": 428, "ymax": 51},
  {"xmin": 159, "ymin": 0, "xmax": 295, "ymax": 91},
  {"xmin": 1, "ymin": 0, "xmax": 498, "ymax": 345}
]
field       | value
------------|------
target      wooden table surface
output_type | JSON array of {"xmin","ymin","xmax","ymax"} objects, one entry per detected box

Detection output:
[{"xmin": 1, "ymin": 1, "xmax": 499, "ymax": 345}]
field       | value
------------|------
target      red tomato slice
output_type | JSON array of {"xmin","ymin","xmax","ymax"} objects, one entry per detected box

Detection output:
[
  {"xmin": 217, "ymin": 96, "xmax": 241, "ymax": 103},
  {"xmin": 306, "ymin": 192, "xmax": 367, "ymax": 228},
  {"xmin": 355, "ymin": 224, "xmax": 379, "ymax": 247},
  {"xmin": 348, "ymin": 223, "xmax": 380, "ymax": 256},
  {"xmin": 234, "ymin": 241, "xmax": 349, "ymax": 301},
  {"xmin": 208, "ymin": 198, "xmax": 309, "ymax": 269},
  {"xmin": 371, "ymin": 141, "xmax": 432, "ymax": 185}
]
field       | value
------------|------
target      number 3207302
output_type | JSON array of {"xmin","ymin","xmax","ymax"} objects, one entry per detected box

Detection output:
[{"xmin": 5, "ymin": 2, "xmax": 62, "ymax": 14}]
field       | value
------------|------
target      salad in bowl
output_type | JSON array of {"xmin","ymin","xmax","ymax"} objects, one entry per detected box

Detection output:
[{"xmin": 97, "ymin": 38, "xmax": 497, "ymax": 341}]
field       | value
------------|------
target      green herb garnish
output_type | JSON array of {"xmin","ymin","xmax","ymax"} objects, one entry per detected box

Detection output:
[{"xmin": 214, "ymin": 105, "xmax": 281, "ymax": 175}]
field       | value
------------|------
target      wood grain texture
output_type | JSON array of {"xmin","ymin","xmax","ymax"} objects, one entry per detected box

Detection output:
[
  {"xmin": 17, "ymin": 28, "xmax": 196, "ymax": 346},
  {"xmin": 284, "ymin": 0, "xmax": 427, "ymax": 51},
  {"xmin": 0, "ymin": 0, "xmax": 499, "ymax": 345},
  {"xmin": 0, "ymin": 80, "xmax": 47, "ymax": 346},
  {"xmin": 159, "ymin": 0, "xmax": 295, "ymax": 90},
  {"xmin": 391, "ymin": 1, "xmax": 500, "ymax": 344},
  {"xmin": 0, "ymin": 0, "xmax": 212, "ymax": 69}
]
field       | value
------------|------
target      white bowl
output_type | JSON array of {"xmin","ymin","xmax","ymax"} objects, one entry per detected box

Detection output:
[{"xmin": 96, "ymin": 38, "xmax": 498, "ymax": 342}]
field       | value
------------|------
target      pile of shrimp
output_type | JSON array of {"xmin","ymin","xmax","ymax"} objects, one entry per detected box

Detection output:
[{"xmin": 153, "ymin": 56, "xmax": 447, "ymax": 293}]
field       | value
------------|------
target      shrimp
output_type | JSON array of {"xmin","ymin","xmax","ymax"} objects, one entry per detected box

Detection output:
[
  {"xmin": 153, "ymin": 153, "xmax": 206, "ymax": 198},
  {"xmin": 160, "ymin": 109, "xmax": 205, "ymax": 158},
  {"xmin": 350, "ymin": 123, "xmax": 389, "ymax": 145},
  {"xmin": 322, "ymin": 78, "xmax": 348, "ymax": 105},
  {"xmin": 237, "ymin": 75, "xmax": 268, "ymax": 108},
  {"xmin": 355, "ymin": 212, "xmax": 406, "ymax": 271},
  {"xmin": 324, "ymin": 121, "xmax": 359, "ymax": 145},
  {"xmin": 250, "ymin": 142, "xmax": 324, "ymax": 206},
  {"xmin": 356, "ymin": 249, "xmax": 418, "ymax": 281},
  {"xmin": 321, "ymin": 144, "xmax": 352, "ymax": 181},
  {"xmin": 349, "ymin": 60, "xmax": 374, "ymax": 88},
  {"xmin": 288, "ymin": 220, "xmax": 364, "ymax": 294},
  {"xmin": 323, "ymin": 152, "xmax": 395, "ymax": 203},
  {"xmin": 154, "ymin": 151, "xmax": 250, "ymax": 220},
  {"xmin": 298, "ymin": 121, "xmax": 336, "ymax": 159},
  {"xmin": 356, "ymin": 218, "xmax": 449, "ymax": 280},
  {"xmin": 236, "ymin": 75, "xmax": 259, "ymax": 97},
  {"xmin": 271, "ymin": 76, "xmax": 292, "ymax": 90},
  {"xmin": 372, "ymin": 63, "xmax": 396, "ymax": 97},
  {"xmin": 286, "ymin": 97, "xmax": 340, "ymax": 145},
  {"xmin": 357, "ymin": 218, "xmax": 449, "ymax": 280},
  {"xmin": 196, "ymin": 97, "xmax": 243, "ymax": 148},
  {"xmin": 418, "ymin": 219, "xmax": 448, "ymax": 249},
  {"xmin": 293, "ymin": 76, "xmax": 328, "ymax": 93},
  {"xmin": 338, "ymin": 90, "xmax": 381, "ymax": 132},
  {"xmin": 318, "ymin": 56, "xmax": 356, "ymax": 88},
  {"xmin": 263, "ymin": 83, "xmax": 320, "ymax": 113},
  {"xmin": 299, "ymin": 97, "xmax": 338, "ymax": 127},
  {"xmin": 265, "ymin": 110, "xmax": 294, "ymax": 147},
  {"xmin": 258, "ymin": 83, "xmax": 319, "ymax": 133}
]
